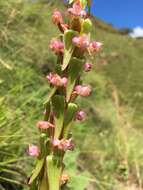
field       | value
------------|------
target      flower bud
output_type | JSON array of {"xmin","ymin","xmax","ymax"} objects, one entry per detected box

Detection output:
[
  {"xmin": 89, "ymin": 41, "xmax": 103, "ymax": 53},
  {"xmin": 52, "ymin": 10, "xmax": 63, "ymax": 25},
  {"xmin": 28, "ymin": 145, "xmax": 39, "ymax": 157},
  {"xmin": 37, "ymin": 121, "xmax": 55, "ymax": 129},
  {"xmin": 76, "ymin": 110, "xmax": 86, "ymax": 121},
  {"xmin": 84, "ymin": 62, "xmax": 92, "ymax": 72},
  {"xmin": 75, "ymin": 85, "xmax": 92, "ymax": 97},
  {"xmin": 53, "ymin": 139, "xmax": 61, "ymax": 147},
  {"xmin": 61, "ymin": 174, "xmax": 70, "ymax": 185},
  {"xmin": 82, "ymin": 18, "xmax": 92, "ymax": 33},
  {"xmin": 49, "ymin": 39, "xmax": 64, "ymax": 54}
]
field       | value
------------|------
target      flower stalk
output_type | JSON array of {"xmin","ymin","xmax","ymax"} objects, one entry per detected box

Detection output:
[{"xmin": 28, "ymin": 0, "xmax": 102, "ymax": 190}]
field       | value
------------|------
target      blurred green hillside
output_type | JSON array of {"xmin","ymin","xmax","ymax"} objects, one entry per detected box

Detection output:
[{"xmin": 0, "ymin": 1, "xmax": 143, "ymax": 190}]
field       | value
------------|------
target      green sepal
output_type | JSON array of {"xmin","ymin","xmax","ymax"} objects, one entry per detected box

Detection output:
[
  {"xmin": 82, "ymin": 18, "xmax": 92, "ymax": 34},
  {"xmin": 52, "ymin": 95, "xmax": 65, "ymax": 139},
  {"xmin": 63, "ymin": 103, "xmax": 78, "ymax": 138},
  {"xmin": 28, "ymin": 159, "xmax": 44, "ymax": 185},
  {"xmin": 62, "ymin": 30, "xmax": 77, "ymax": 71},
  {"xmin": 46, "ymin": 155, "xmax": 62, "ymax": 190},
  {"xmin": 66, "ymin": 57, "xmax": 84, "ymax": 102}
]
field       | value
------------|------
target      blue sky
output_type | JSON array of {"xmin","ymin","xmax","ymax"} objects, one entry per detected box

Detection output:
[{"xmin": 91, "ymin": 0, "xmax": 143, "ymax": 29}]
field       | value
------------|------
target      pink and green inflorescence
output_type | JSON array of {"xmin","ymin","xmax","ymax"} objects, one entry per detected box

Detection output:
[{"xmin": 28, "ymin": 0, "xmax": 102, "ymax": 190}]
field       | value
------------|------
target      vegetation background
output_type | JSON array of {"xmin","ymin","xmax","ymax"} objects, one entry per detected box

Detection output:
[{"xmin": 0, "ymin": 0, "xmax": 143, "ymax": 190}]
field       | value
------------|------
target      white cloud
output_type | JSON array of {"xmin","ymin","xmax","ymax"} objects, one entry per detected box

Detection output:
[{"xmin": 130, "ymin": 26, "xmax": 143, "ymax": 38}]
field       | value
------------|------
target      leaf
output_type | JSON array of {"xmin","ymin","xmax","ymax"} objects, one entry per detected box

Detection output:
[
  {"xmin": 43, "ymin": 87, "xmax": 57, "ymax": 105},
  {"xmin": 63, "ymin": 103, "xmax": 78, "ymax": 138},
  {"xmin": 46, "ymin": 155, "xmax": 62, "ymax": 190},
  {"xmin": 66, "ymin": 57, "xmax": 84, "ymax": 102},
  {"xmin": 0, "ymin": 176, "xmax": 22, "ymax": 186},
  {"xmin": 29, "ymin": 159, "xmax": 44, "ymax": 185},
  {"xmin": 39, "ymin": 168, "xmax": 48, "ymax": 190},
  {"xmin": 62, "ymin": 30, "xmax": 77, "ymax": 71},
  {"xmin": 52, "ymin": 95, "xmax": 65, "ymax": 139},
  {"xmin": 0, "ymin": 58, "xmax": 12, "ymax": 70},
  {"xmin": 0, "ymin": 79, "xmax": 4, "ymax": 84}
]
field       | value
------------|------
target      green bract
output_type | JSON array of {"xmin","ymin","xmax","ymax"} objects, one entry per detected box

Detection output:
[
  {"xmin": 66, "ymin": 57, "xmax": 84, "ymax": 102},
  {"xmin": 46, "ymin": 156, "xmax": 62, "ymax": 190},
  {"xmin": 63, "ymin": 103, "xmax": 78, "ymax": 138},
  {"xmin": 52, "ymin": 95, "xmax": 65, "ymax": 139},
  {"xmin": 62, "ymin": 30, "xmax": 77, "ymax": 71}
]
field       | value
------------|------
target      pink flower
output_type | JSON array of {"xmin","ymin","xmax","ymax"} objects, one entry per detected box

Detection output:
[
  {"xmin": 72, "ymin": 35, "xmax": 89, "ymax": 49},
  {"xmin": 46, "ymin": 73, "xmax": 68, "ymax": 87},
  {"xmin": 76, "ymin": 110, "xmax": 86, "ymax": 121},
  {"xmin": 53, "ymin": 139, "xmax": 74, "ymax": 151},
  {"xmin": 74, "ymin": 85, "xmax": 92, "ymax": 97},
  {"xmin": 61, "ymin": 77, "xmax": 68, "ymax": 87},
  {"xmin": 68, "ymin": 1, "xmax": 87, "ymax": 18},
  {"xmin": 53, "ymin": 139, "xmax": 61, "ymax": 146},
  {"xmin": 28, "ymin": 145, "xmax": 39, "ymax": 157},
  {"xmin": 49, "ymin": 39, "xmax": 64, "ymax": 54},
  {"xmin": 52, "ymin": 10, "xmax": 63, "ymax": 25},
  {"xmin": 89, "ymin": 41, "xmax": 103, "ymax": 53},
  {"xmin": 37, "ymin": 121, "xmax": 55, "ymax": 129},
  {"xmin": 84, "ymin": 63, "xmax": 92, "ymax": 72}
]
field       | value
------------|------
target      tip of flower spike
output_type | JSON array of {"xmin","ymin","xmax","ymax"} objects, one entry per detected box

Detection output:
[
  {"xmin": 37, "ymin": 121, "xmax": 55, "ymax": 129},
  {"xmin": 67, "ymin": 1, "xmax": 87, "ymax": 18}
]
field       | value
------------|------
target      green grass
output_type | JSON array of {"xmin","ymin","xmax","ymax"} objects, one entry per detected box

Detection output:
[{"xmin": 0, "ymin": 0, "xmax": 143, "ymax": 190}]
